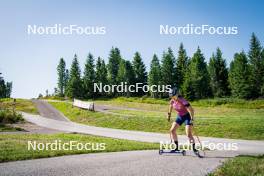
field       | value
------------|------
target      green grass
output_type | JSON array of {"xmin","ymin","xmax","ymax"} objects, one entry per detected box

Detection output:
[
  {"xmin": 0, "ymin": 133, "xmax": 159, "ymax": 162},
  {"xmin": 209, "ymin": 155, "xmax": 264, "ymax": 176},
  {"xmin": 94, "ymin": 97, "xmax": 264, "ymax": 109},
  {"xmin": 0, "ymin": 98, "xmax": 38, "ymax": 114},
  {"xmin": 49, "ymin": 101, "xmax": 264, "ymax": 140},
  {"xmin": 0, "ymin": 124, "xmax": 23, "ymax": 132}
]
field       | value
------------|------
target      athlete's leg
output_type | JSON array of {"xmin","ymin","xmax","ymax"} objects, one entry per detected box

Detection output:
[
  {"xmin": 185, "ymin": 125, "xmax": 197, "ymax": 152},
  {"xmin": 170, "ymin": 122, "xmax": 180, "ymax": 141},
  {"xmin": 170, "ymin": 122, "xmax": 180, "ymax": 150}
]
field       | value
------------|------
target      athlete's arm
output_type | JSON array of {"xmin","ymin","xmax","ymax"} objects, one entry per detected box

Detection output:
[
  {"xmin": 186, "ymin": 105, "xmax": 194, "ymax": 120},
  {"xmin": 167, "ymin": 102, "xmax": 173, "ymax": 121}
]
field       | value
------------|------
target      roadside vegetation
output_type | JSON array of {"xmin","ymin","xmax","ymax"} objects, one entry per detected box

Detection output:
[
  {"xmin": 0, "ymin": 98, "xmax": 38, "ymax": 131},
  {"xmin": 0, "ymin": 98, "xmax": 38, "ymax": 114},
  {"xmin": 209, "ymin": 155, "xmax": 264, "ymax": 176},
  {"xmin": 0, "ymin": 133, "xmax": 159, "ymax": 162}
]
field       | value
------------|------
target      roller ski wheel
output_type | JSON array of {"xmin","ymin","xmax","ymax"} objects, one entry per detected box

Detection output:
[{"xmin": 194, "ymin": 150, "xmax": 203, "ymax": 158}]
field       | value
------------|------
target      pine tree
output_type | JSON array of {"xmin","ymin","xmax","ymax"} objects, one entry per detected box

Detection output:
[
  {"xmin": 176, "ymin": 43, "xmax": 188, "ymax": 88},
  {"xmin": 65, "ymin": 69, "xmax": 69, "ymax": 89},
  {"xmin": 248, "ymin": 33, "xmax": 263, "ymax": 98},
  {"xmin": 182, "ymin": 47, "xmax": 210, "ymax": 100},
  {"xmin": 95, "ymin": 57, "xmax": 108, "ymax": 97},
  {"xmin": 0, "ymin": 73, "xmax": 12, "ymax": 98},
  {"xmin": 132, "ymin": 52, "xmax": 147, "ymax": 96},
  {"xmin": 107, "ymin": 47, "xmax": 122, "ymax": 85},
  {"xmin": 117, "ymin": 59, "xmax": 126, "ymax": 84},
  {"xmin": 5, "ymin": 82, "xmax": 12, "ymax": 98},
  {"xmin": 66, "ymin": 54, "xmax": 83, "ymax": 99},
  {"xmin": 0, "ymin": 73, "xmax": 6, "ymax": 98},
  {"xmin": 83, "ymin": 53, "xmax": 96, "ymax": 99},
  {"xmin": 57, "ymin": 58, "xmax": 66, "ymax": 97},
  {"xmin": 261, "ymin": 49, "xmax": 264, "ymax": 95},
  {"xmin": 161, "ymin": 49, "xmax": 175, "ymax": 87},
  {"xmin": 208, "ymin": 48, "xmax": 229, "ymax": 97},
  {"xmin": 117, "ymin": 59, "xmax": 135, "ymax": 96},
  {"xmin": 148, "ymin": 54, "xmax": 162, "ymax": 98},
  {"xmin": 229, "ymin": 52, "xmax": 251, "ymax": 98}
]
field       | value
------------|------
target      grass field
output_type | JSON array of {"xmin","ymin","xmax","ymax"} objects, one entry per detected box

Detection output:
[
  {"xmin": 0, "ymin": 98, "xmax": 38, "ymax": 114},
  {"xmin": 95, "ymin": 97, "xmax": 264, "ymax": 109},
  {"xmin": 0, "ymin": 124, "xmax": 23, "ymax": 132},
  {"xmin": 49, "ymin": 99, "xmax": 264, "ymax": 140},
  {"xmin": 0, "ymin": 133, "xmax": 159, "ymax": 162},
  {"xmin": 209, "ymin": 155, "xmax": 264, "ymax": 176}
]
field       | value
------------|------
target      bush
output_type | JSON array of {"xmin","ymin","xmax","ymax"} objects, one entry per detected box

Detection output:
[{"xmin": 0, "ymin": 109, "xmax": 23, "ymax": 123}]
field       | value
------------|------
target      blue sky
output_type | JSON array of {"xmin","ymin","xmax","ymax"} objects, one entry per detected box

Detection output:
[{"xmin": 0, "ymin": 0, "xmax": 263, "ymax": 98}]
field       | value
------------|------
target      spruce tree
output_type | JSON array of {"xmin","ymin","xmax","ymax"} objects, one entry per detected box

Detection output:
[
  {"xmin": 117, "ymin": 59, "xmax": 135, "ymax": 96},
  {"xmin": 117, "ymin": 59, "xmax": 126, "ymax": 84},
  {"xmin": 83, "ymin": 53, "xmax": 96, "ymax": 99},
  {"xmin": 107, "ymin": 47, "xmax": 122, "ymax": 85},
  {"xmin": 0, "ymin": 73, "xmax": 6, "ymax": 98},
  {"xmin": 208, "ymin": 48, "xmax": 229, "ymax": 97},
  {"xmin": 261, "ymin": 49, "xmax": 264, "ymax": 95},
  {"xmin": 148, "ymin": 54, "xmax": 162, "ymax": 98},
  {"xmin": 124, "ymin": 60, "xmax": 135, "ymax": 96},
  {"xmin": 229, "ymin": 52, "xmax": 251, "ymax": 98},
  {"xmin": 182, "ymin": 47, "xmax": 210, "ymax": 100},
  {"xmin": 161, "ymin": 49, "xmax": 175, "ymax": 87},
  {"xmin": 95, "ymin": 57, "xmax": 107, "ymax": 97},
  {"xmin": 5, "ymin": 82, "xmax": 12, "ymax": 98},
  {"xmin": 176, "ymin": 43, "xmax": 188, "ymax": 88},
  {"xmin": 66, "ymin": 54, "xmax": 83, "ymax": 99},
  {"xmin": 132, "ymin": 52, "xmax": 147, "ymax": 96},
  {"xmin": 0, "ymin": 73, "xmax": 12, "ymax": 98},
  {"xmin": 248, "ymin": 33, "xmax": 263, "ymax": 98},
  {"xmin": 65, "ymin": 69, "xmax": 69, "ymax": 89},
  {"xmin": 57, "ymin": 58, "xmax": 66, "ymax": 97}
]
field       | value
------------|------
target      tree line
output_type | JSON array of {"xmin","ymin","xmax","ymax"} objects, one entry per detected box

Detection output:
[
  {"xmin": 0, "ymin": 72, "xmax": 12, "ymax": 98},
  {"xmin": 55, "ymin": 33, "xmax": 264, "ymax": 100}
]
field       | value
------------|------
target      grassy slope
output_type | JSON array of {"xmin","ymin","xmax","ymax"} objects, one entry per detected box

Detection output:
[
  {"xmin": 95, "ymin": 97, "xmax": 264, "ymax": 109},
  {"xmin": 0, "ymin": 98, "xmax": 38, "ymax": 114},
  {"xmin": 49, "ymin": 99, "xmax": 264, "ymax": 140},
  {"xmin": 209, "ymin": 155, "xmax": 264, "ymax": 176},
  {"xmin": 0, "ymin": 133, "xmax": 159, "ymax": 162}
]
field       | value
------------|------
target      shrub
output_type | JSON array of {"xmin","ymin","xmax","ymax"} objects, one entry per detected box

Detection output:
[{"xmin": 0, "ymin": 109, "xmax": 23, "ymax": 123}]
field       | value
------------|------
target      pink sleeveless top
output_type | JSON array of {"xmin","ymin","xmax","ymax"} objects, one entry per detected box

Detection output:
[{"xmin": 170, "ymin": 98, "xmax": 190, "ymax": 116}]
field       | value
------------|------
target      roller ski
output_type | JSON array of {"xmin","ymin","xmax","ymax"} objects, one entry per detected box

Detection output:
[{"xmin": 159, "ymin": 149, "xmax": 186, "ymax": 156}]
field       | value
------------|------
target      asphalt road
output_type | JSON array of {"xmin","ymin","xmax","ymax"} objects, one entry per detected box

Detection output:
[
  {"xmin": 20, "ymin": 112, "xmax": 264, "ymax": 155},
  {"xmin": 1, "ymin": 101, "xmax": 262, "ymax": 176},
  {"xmin": 0, "ymin": 150, "xmax": 237, "ymax": 176},
  {"xmin": 32, "ymin": 100, "xmax": 70, "ymax": 122}
]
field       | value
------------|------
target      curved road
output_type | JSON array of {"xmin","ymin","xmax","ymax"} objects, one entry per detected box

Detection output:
[
  {"xmin": 32, "ymin": 100, "xmax": 70, "ymax": 122},
  {"xmin": 0, "ymin": 150, "xmax": 237, "ymax": 176},
  {"xmin": 0, "ymin": 100, "xmax": 263, "ymax": 176}
]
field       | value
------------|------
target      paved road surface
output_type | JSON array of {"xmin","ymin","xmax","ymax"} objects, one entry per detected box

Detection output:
[
  {"xmin": 1, "ymin": 101, "xmax": 262, "ymax": 176},
  {"xmin": 32, "ymin": 100, "xmax": 70, "ymax": 122},
  {"xmin": 21, "ymin": 112, "xmax": 264, "ymax": 155},
  {"xmin": 0, "ymin": 150, "xmax": 237, "ymax": 176}
]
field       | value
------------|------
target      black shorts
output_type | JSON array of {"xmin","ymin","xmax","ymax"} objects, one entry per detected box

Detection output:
[{"xmin": 175, "ymin": 113, "xmax": 192, "ymax": 126}]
